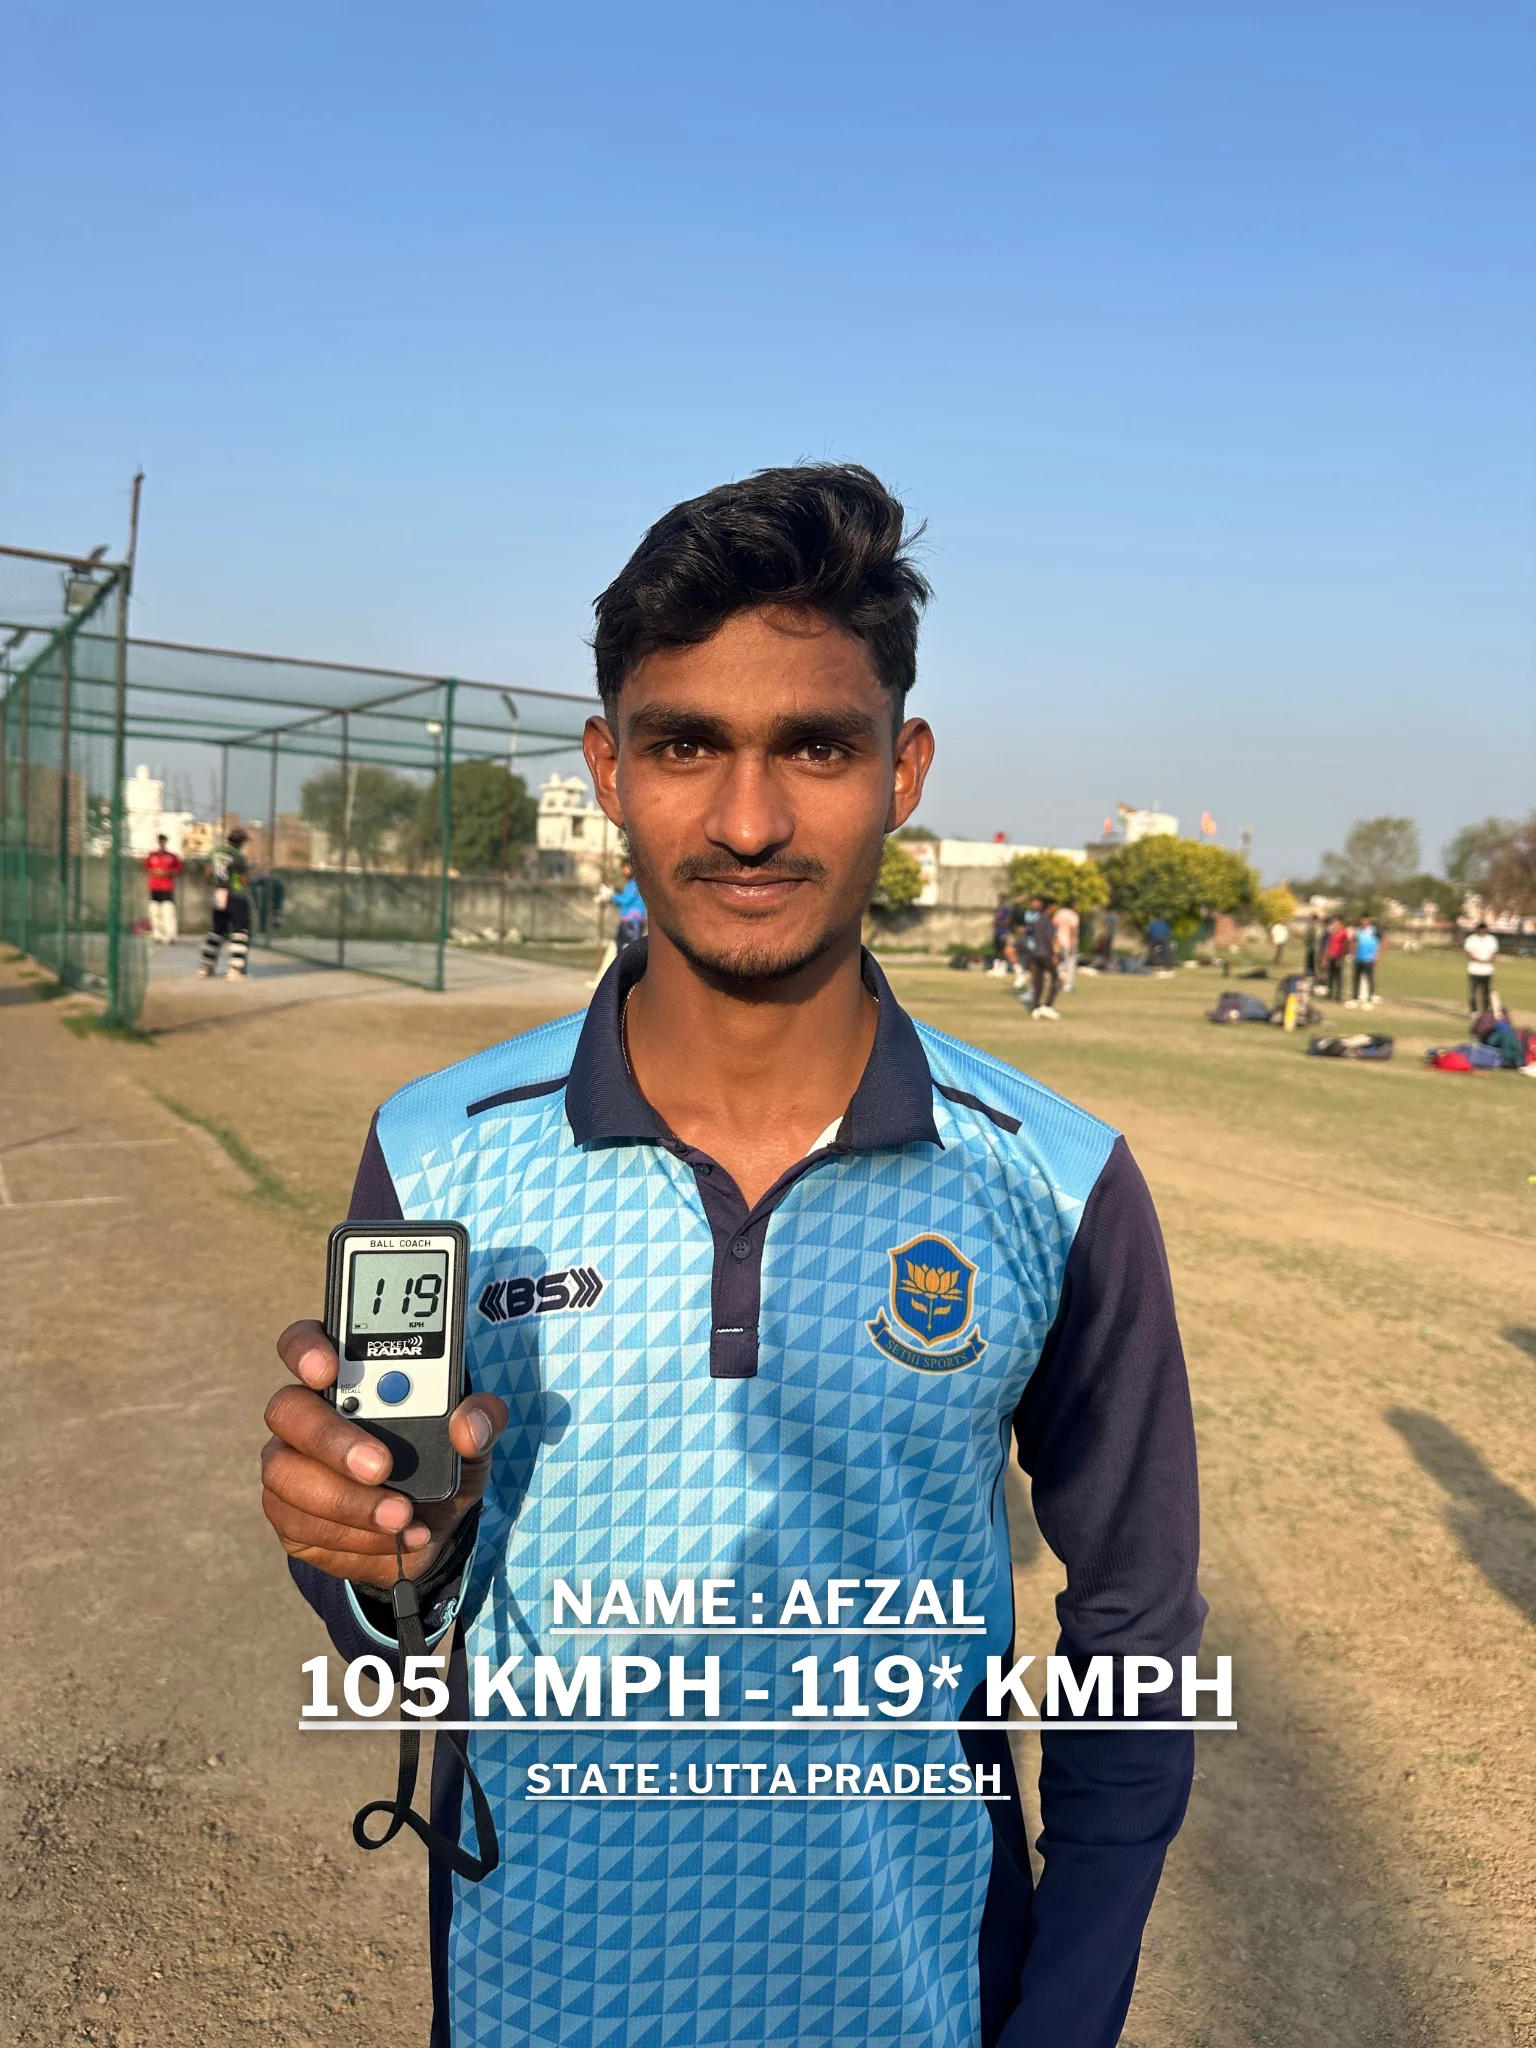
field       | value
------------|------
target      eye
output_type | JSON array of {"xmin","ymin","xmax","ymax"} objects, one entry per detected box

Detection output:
[
  {"xmin": 661, "ymin": 738, "xmax": 703, "ymax": 761},
  {"xmin": 794, "ymin": 740, "xmax": 846, "ymax": 764}
]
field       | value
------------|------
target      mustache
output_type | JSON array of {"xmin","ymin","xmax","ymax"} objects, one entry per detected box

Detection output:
[{"xmin": 672, "ymin": 853, "xmax": 827, "ymax": 885}]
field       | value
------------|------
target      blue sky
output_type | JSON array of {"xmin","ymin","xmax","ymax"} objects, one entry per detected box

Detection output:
[{"xmin": 4, "ymin": 0, "xmax": 1532, "ymax": 878}]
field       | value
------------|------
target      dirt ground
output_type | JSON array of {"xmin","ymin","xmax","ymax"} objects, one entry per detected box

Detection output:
[{"xmin": 3, "ymin": 941, "xmax": 1532, "ymax": 2047}]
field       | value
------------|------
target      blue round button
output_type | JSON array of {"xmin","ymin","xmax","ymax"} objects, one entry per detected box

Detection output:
[{"xmin": 375, "ymin": 1370, "xmax": 412, "ymax": 1405}]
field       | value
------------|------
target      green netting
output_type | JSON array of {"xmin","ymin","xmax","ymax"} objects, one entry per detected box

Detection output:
[
  {"xmin": 0, "ymin": 565, "xmax": 149, "ymax": 1021},
  {"xmin": 1, "ymin": 543, "xmax": 600, "ymax": 1019}
]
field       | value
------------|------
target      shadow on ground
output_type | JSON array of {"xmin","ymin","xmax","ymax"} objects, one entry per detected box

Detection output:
[{"xmin": 1385, "ymin": 1408, "xmax": 1536, "ymax": 1627}]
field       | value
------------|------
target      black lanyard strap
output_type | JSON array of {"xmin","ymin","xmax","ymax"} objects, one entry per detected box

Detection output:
[{"xmin": 351, "ymin": 1553, "xmax": 500, "ymax": 1883}]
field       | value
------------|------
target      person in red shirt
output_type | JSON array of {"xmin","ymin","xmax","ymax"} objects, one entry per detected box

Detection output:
[{"xmin": 143, "ymin": 835, "xmax": 184, "ymax": 945}]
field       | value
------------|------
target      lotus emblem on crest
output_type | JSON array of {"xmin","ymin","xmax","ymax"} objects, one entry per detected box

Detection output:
[
  {"xmin": 900, "ymin": 1259, "xmax": 964, "ymax": 1333},
  {"xmin": 888, "ymin": 1234, "xmax": 977, "ymax": 1346},
  {"xmin": 867, "ymin": 1234, "xmax": 986, "ymax": 1372}
]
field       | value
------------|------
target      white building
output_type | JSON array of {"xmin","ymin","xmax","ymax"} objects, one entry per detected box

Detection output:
[
  {"xmin": 1098, "ymin": 803, "xmax": 1179, "ymax": 847},
  {"xmin": 123, "ymin": 765, "xmax": 195, "ymax": 857},
  {"xmin": 536, "ymin": 773, "xmax": 624, "ymax": 882},
  {"xmin": 905, "ymin": 839, "xmax": 1088, "ymax": 909}
]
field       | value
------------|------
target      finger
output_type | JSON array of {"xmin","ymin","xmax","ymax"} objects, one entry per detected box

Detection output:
[
  {"xmin": 264, "ymin": 1384, "xmax": 394, "ymax": 1484},
  {"xmin": 447, "ymin": 1394, "xmax": 509, "ymax": 1463},
  {"xmin": 260, "ymin": 1441, "xmax": 416, "ymax": 1534},
  {"xmin": 277, "ymin": 1318, "xmax": 338, "ymax": 1390},
  {"xmin": 263, "ymin": 1491, "xmax": 435, "ymax": 1557},
  {"xmin": 280, "ymin": 1539, "xmax": 443, "ymax": 1589}
]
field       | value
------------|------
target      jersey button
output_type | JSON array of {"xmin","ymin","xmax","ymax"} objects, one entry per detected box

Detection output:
[
  {"xmin": 730, "ymin": 1236, "xmax": 752, "ymax": 1260},
  {"xmin": 375, "ymin": 1371, "xmax": 412, "ymax": 1404}
]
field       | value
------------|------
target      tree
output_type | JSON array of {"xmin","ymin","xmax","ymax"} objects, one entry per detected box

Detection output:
[
  {"xmin": 1485, "ymin": 813, "xmax": 1536, "ymax": 916},
  {"xmin": 416, "ymin": 760, "xmax": 537, "ymax": 872},
  {"xmin": 1398, "ymin": 873, "xmax": 1462, "ymax": 923},
  {"xmin": 1317, "ymin": 816, "xmax": 1421, "ymax": 910},
  {"xmin": 1006, "ymin": 850, "xmax": 1108, "ymax": 912},
  {"xmin": 300, "ymin": 764, "xmax": 421, "ymax": 867},
  {"xmin": 892, "ymin": 823, "xmax": 938, "ymax": 842},
  {"xmin": 1442, "ymin": 816, "xmax": 1515, "ymax": 892},
  {"xmin": 1102, "ymin": 836, "xmax": 1258, "ymax": 933},
  {"xmin": 871, "ymin": 837, "xmax": 925, "ymax": 911},
  {"xmin": 1256, "ymin": 883, "xmax": 1298, "ymax": 929}
]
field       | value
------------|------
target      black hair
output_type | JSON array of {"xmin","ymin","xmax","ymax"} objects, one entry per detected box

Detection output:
[{"xmin": 592, "ymin": 464, "xmax": 930, "ymax": 715}]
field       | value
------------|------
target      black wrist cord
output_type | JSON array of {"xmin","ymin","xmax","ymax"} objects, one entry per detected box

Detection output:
[{"xmin": 351, "ymin": 1532, "xmax": 500, "ymax": 1882}]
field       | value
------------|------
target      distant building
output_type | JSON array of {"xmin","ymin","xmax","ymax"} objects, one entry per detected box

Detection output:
[
  {"xmin": 123, "ymin": 765, "xmax": 195, "ymax": 857},
  {"xmin": 906, "ymin": 839, "xmax": 1087, "ymax": 911},
  {"xmin": 536, "ymin": 773, "xmax": 624, "ymax": 883},
  {"xmin": 1084, "ymin": 802, "xmax": 1179, "ymax": 861}
]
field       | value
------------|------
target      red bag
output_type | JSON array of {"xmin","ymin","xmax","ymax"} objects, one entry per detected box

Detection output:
[{"xmin": 1428, "ymin": 1049, "xmax": 1473, "ymax": 1071}]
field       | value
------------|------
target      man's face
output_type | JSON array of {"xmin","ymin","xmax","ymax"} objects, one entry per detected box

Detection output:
[{"xmin": 584, "ymin": 608, "xmax": 933, "ymax": 985}]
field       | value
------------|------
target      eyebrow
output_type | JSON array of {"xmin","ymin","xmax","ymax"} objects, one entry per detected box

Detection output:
[{"xmin": 624, "ymin": 703, "xmax": 884, "ymax": 749}]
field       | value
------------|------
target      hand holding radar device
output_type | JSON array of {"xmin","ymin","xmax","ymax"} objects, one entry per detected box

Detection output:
[
  {"xmin": 324, "ymin": 1221, "xmax": 469, "ymax": 1503},
  {"xmin": 322, "ymin": 1219, "xmax": 498, "ymax": 1881}
]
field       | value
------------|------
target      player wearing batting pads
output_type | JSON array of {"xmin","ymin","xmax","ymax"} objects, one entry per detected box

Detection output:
[
  {"xmin": 199, "ymin": 826, "xmax": 252, "ymax": 978},
  {"xmin": 262, "ymin": 467, "xmax": 1205, "ymax": 2048}
]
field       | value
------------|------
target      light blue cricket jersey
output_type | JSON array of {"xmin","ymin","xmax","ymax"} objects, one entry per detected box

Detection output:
[{"xmin": 306, "ymin": 945, "xmax": 1203, "ymax": 2048}]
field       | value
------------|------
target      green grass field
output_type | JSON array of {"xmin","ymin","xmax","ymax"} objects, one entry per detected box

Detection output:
[{"xmin": 887, "ymin": 949, "xmax": 1536, "ymax": 1242}]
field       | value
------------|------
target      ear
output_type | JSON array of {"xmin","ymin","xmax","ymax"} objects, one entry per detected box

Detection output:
[
  {"xmin": 583, "ymin": 715, "xmax": 624, "ymax": 828},
  {"xmin": 886, "ymin": 717, "xmax": 935, "ymax": 833}
]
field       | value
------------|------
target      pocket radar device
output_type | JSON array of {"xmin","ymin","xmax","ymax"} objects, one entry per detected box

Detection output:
[{"xmin": 323, "ymin": 1221, "xmax": 469, "ymax": 1502}]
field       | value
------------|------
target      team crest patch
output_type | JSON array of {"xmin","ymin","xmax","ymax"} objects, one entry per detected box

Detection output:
[{"xmin": 867, "ymin": 1234, "xmax": 986, "ymax": 1374}]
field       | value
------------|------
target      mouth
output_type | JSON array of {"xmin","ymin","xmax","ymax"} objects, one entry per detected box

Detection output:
[{"xmin": 691, "ymin": 875, "xmax": 810, "ymax": 912}]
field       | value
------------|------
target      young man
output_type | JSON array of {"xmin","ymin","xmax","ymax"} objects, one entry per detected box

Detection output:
[
  {"xmin": 1464, "ymin": 918, "xmax": 1499, "ymax": 1014},
  {"xmin": 143, "ymin": 833, "xmax": 183, "ymax": 945},
  {"xmin": 990, "ymin": 893, "xmax": 1013, "ymax": 976},
  {"xmin": 1144, "ymin": 915, "xmax": 1173, "ymax": 971},
  {"xmin": 610, "ymin": 860, "xmax": 647, "ymax": 953},
  {"xmin": 1022, "ymin": 895, "xmax": 1062, "ymax": 1019},
  {"xmin": 1053, "ymin": 898, "xmax": 1080, "ymax": 996},
  {"xmin": 1007, "ymin": 894, "xmax": 1037, "ymax": 990},
  {"xmin": 1323, "ymin": 916, "xmax": 1348, "ymax": 1003},
  {"xmin": 1347, "ymin": 917, "xmax": 1381, "ymax": 1007},
  {"xmin": 198, "ymin": 826, "xmax": 252, "ymax": 979},
  {"xmin": 262, "ymin": 466, "xmax": 1204, "ymax": 2048}
]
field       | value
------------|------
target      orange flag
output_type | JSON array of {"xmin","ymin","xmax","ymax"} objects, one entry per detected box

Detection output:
[{"xmin": 1200, "ymin": 811, "xmax": 1217, "ymax": 836}]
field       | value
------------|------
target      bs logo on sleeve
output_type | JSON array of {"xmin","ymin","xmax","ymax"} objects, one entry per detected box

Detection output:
[{"xmin": 866, "ymin": 1234, "xmax": 986, "ymax": 1374}]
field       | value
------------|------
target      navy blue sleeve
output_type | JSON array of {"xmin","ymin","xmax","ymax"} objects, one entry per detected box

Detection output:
[
  {"xmin": 287, "ymin": 1110, "xmax": 469, "ymax": 1657},
  {"xmin": 346, "ymin": 1110, "xmax": 404, "ymax": 1222},
  {"xmin": 1000, "ymin": 1134, "xmax": 1205, "ymax": 2048}
]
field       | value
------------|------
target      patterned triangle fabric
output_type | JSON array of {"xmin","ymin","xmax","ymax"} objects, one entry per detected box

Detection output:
[{"xmin": 376, "ymin": 1006, "xmax": 1115, "ymax": 2047}]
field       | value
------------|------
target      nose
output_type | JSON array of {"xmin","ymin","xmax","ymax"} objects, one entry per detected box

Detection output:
[{"xmin": 701, "ymin": 751, "xmax": 795, "ymax": 862}]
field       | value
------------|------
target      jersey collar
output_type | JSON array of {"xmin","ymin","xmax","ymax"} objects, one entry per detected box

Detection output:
[{"xmin": 565, "ymin": 939, "xmax": 940, "ymax": 1153}]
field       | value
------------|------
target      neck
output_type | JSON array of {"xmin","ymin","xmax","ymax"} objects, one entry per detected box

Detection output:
[{"xmin": 621, "ymin": 922, "xmax": 878, "ymax": 1205}]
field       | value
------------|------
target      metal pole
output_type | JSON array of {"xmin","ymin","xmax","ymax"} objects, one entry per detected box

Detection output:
[
  {"xmin": 337, "ymin": 712, "xmax": 349, "ymax": 970},
  {"xmin": 435, "ymin": 681, "xmax": 456, "ymax": 992},
  {"xmin": 0, "ymin": 687, "xmax": 8, "ymax": 943},
  {"xmin": 266, "ymin": 735, "xmax": 279, "ymax": 943},
  {"xmin": 17, "ymin": 674, "xmax": 29, "ymax": 961},
  {"xmin": 104, "ymin": 473, "xmax": 142, "ymax": 1026},
  {"xmin": 56, "ymin": 631, "xmax": 72, "ymax": 980},
  {"xmin": 104, "ymin": 572, "xmax": 129, "ymax": 1022},
  {"xmin": 219, "ymin": 744, "xmax": 229, "ymax": 835}
]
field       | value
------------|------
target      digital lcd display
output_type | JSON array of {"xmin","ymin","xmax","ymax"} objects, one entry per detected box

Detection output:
[{"xmin": 344, "ymin": 1249, "xmax": 449, "ymax": 1360}]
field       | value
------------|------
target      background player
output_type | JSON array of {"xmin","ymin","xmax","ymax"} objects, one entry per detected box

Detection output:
[
  {"xmin": 143, "ymin": 833, "xmax": 183, "ymax": 945},
  {"xmin": 198, "ymin": 825, "xmax": 252, "ymax": 979}
]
